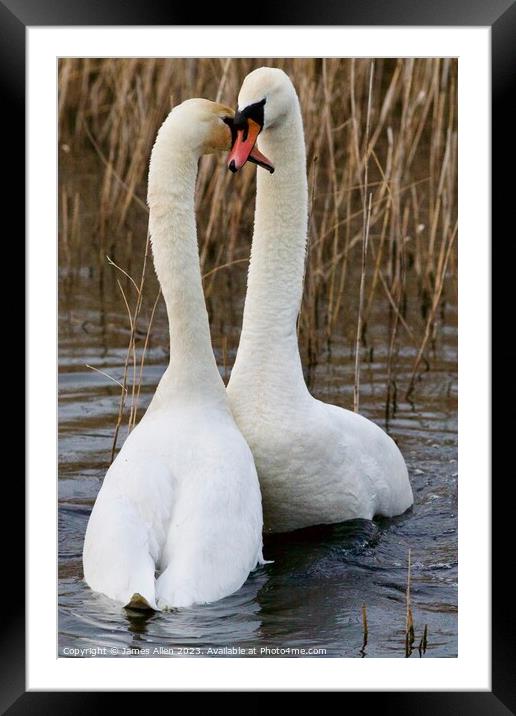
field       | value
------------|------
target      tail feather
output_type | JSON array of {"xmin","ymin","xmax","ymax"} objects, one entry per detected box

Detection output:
[{"xmin": 124, "ymin": 592, "xmax": 157, "ymax": 611}]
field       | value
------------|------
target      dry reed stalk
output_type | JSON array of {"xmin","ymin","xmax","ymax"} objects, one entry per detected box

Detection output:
[
  {"xmin": 85, "ymin": 364, "xmax": 128, "ymax": 392},
  {"xmin": 59, "ymin": 187, "xmax": 82, "ymax": 292},
  {"xmin": 128, "ymin": 235, "xmax": 152, "ymax": 430},
  {"xmin": 322, "ymin": 59, "xmax": 342, "ymax": 338},
  {"xmin": 60, "ymin": 187, "xmax": 70, "ymax": 271},
  {"xmin": 360, "ymin": 603, "xmax": 368, "ymax": 656},
  {"xmin": 110, "ymin": 232, "xmax": 152, "ymax": 462},
  {"xmin": 130, "ymin": 287, "xmax": 162, "ymax": 429},
  {"xmin": 352, "ymin": 61, "xmax": 374, "ymax": 412},
  {"xmin": 363, "ymin": 198, "xmax": 390, "ymax": 324},
  {"xmin": 406, "ymin": 221, "xmax": 457, "ymax": 399},
  {"xmin": 405, "ymin": 548, "xmax": 415, "ymax": 657},
  {"xmin": 110, "ymin": 278, "xmax": 134, "ymax": 463},
  {"xmin": 353, "ymin": 193, "xmax": 372, "ymax": 413},
  {"xmin": 418, "ymin": 624, "xmax": 428, "ymax": 657}
]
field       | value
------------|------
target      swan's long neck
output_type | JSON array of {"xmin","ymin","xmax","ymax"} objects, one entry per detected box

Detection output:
[
  {"xmin": 232, "ymin": 99, "xmax": 309, "ymax": 388},
  {"xmin": 147, "ymin": 120, "xmax": 226, "ymax": 405}
]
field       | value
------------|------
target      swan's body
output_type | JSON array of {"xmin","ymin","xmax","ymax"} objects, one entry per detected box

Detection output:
[
  {"xmin": 227, "ymin": 68, "xmax": 413, "ymax": 533},
  {"xmin": 83, "ymin": 99, "xmax": 263, "ymax": 608}
]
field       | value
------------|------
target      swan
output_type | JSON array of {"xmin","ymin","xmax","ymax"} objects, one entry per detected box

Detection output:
[
  {"xmin": 226, "ymin": 67, "xmax": 414, "ymax": 534},
  {"xmin": 83, "ymin": 99, "xmax": 264, "ymax": 610}
]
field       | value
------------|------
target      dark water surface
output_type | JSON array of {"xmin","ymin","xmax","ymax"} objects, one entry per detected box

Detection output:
[{"xmin": 58, "ymin": 270, "xmax": 457, "ymax": 658}]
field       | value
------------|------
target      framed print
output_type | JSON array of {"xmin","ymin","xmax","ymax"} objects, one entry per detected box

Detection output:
[{"xmin": 10, "ymin": 0, "xmax": 513, "ymax": 708}]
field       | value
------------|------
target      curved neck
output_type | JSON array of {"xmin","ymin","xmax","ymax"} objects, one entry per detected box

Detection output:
[
  {"xmin": 148, "ymin": 125, "xmax": 226, "ymax": 404},
  {"xmin": 235, "ymin": 100, "xmax": 309, "ymax": 378}
]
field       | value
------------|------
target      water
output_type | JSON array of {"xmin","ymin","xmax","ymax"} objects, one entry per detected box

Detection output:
[{"xmin": 58, "ymin": 270, "xmax": 457, "ymax": 658}]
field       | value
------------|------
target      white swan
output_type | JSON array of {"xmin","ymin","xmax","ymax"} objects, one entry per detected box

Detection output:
[
  {"xmin": 83, "ymin": 99, "xmax": 264, "ymax": 609},
  {"xmin": 226, "ymin": 68, "xmax": 414, "ymax": 534}
]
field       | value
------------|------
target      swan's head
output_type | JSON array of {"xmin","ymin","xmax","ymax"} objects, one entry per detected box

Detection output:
[
  {"xmin": 167, "ymin": 98, "xmax": 236, "ymax": 154},
  {"xmin": 227, "ymin": 67, "xmax": 296, "ymax": 173}
]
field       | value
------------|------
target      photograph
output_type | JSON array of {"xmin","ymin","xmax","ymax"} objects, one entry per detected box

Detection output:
[{"xmin": 58, "ymin": 57, "xmax": 458, "ymax": 659}]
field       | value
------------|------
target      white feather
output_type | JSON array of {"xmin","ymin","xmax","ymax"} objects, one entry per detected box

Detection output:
[
  {"xmin": 228, "ymin": 68, "xmax": 413, "ymax": 533},
  {"xmin": 83, "ymin": 100, "xmax": 264, "ymax": 609}
]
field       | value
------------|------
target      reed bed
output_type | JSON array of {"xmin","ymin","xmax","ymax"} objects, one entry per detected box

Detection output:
[{"xmin": 58, "ymin": 57, "xmax": 457, "ymax": 446}]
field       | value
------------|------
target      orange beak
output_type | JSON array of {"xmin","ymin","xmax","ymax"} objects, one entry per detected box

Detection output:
[{"xmin": 227, "ymin": 118, "xmax": 274, "ymax": 174}]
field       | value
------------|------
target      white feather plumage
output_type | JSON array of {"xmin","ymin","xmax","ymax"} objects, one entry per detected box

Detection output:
[
  {"xmin": 227, "ymin": 68, "xmax": 414, "ymax": 533},
  {"xmin": 83, "ymin": 100, "xmax": 264, "ymax": 609}
]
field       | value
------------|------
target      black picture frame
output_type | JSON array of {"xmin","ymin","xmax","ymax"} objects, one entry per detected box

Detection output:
[{"xmin": 10, "ymin": 0, "xmax": 514, "ymax": 709}]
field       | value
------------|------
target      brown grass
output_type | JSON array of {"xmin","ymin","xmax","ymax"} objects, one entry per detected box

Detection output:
[{"xmin": 58, "ymin": 57, "xmax": 457, "ymax": 445}]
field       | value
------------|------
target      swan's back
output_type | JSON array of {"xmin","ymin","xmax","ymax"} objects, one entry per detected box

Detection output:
[
  {"xmin": 83, "ymin": 403, "xmax": 263, "ymax": 608},
  {"xmin": 228, "ymin": 384, "xmax": 412, "ymax": 533}
]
